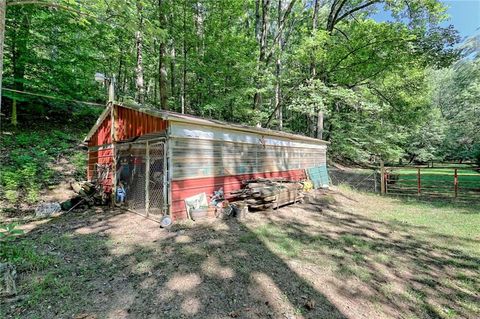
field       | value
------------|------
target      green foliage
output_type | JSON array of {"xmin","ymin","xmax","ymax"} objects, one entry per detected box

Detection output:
[
  {"xmin": 1, "ymin": 0, "xmax": 467, "ymax": 166},
  {"xmin": 0, "ymin": 240, "xmax": 54, "ymax": 272},
  {"xmin": 0, "ymin": 126, "xmax": 87, "ymax": 206},
  {"xmin": 0, "ymin": 223, "xmax": 50, "ymax": 274},
  {"xmin": 72, "ymin": 152, "xmax": 87, "ymax": 180},
  {"xmin": 426, "ymin": 37, "xmax": 480, "ymax": 163},
  {"xmin": 0, "ymin": 223, "xmax": 24, "ymax": 241}
]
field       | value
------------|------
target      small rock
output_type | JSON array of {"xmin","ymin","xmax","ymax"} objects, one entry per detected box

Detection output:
[
  {"xmin": 0, "ymin": 263, "xmax": 17, "ymax": 297},
  {"xmin": 35, "ymin": 202, "xmax": 61, "ymax": 218},
  {"xmin": 304, "ymin": 298, "xmax": 315, "ymax": 310}
]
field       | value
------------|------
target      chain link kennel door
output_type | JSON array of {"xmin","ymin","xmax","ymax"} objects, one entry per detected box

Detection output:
[{"xmin": 116, "ymin": 140, "xmax": 167, "ymax": 221}]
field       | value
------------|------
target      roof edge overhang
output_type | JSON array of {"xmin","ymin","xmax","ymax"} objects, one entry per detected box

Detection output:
[
  {"xmin": 84, "ymin": 105, "xmax": 111, "ymax": 143},
  {"xmin": 165, "ymin": 116, "xmax": 329, "ymax": 146},
  {"xmin": 85, "ymin": 101, "xmax": 330, "ymax": 146}
]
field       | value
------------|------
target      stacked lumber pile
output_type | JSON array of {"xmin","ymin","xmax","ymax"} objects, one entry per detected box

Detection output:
[
  {"xmin": 70, "ymin": 181, "xmax": 96, "ymax": 199},
  {"xmin": 61, "ymin": 181, "xmax": 103, "ymax": 211},
  {"xmin": 230, "ymin": 179, "xmax": 304, "ymax": 210}
]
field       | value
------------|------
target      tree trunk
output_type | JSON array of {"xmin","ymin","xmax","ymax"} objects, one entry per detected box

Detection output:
[
  {"xmin": 259, "ymin": 0, "xmax": 270, "ymax": 62},
  {"xmin": 10, "ymin": 10, "xmax": 30, "ymax": 127},
  {"xmin": 181, "ymin": 0, "xmax": 187, "ymax": 114},
  {"xmin": 255, "ymin": 0, "xmax": 261, "ymax": 44},
  {"xmin": 170, "ymin": 45, "xmax": 176, "ymax": 101},
  {"xmin": 159, "ymin": 43, "xmax": 168, "ymax": 109},
  {"xmin": 11, "ymin": 98, "xmax": 17, "ymax": 126},
  {"xmin": 312, "ymin": 0, "xmax": 323, "ymax": 139},
  {"xmin": 311, "ymin": 0, "xmax": 320, "ymax": 77},
  {"xmin": 117, "ymin": 48, "xmax": 124, "ymax": 98},
  {"xmin": 254, "ymin": 0, "xmax": 270, "ymax": 110},
  {"xmin": 275, "ymin": 0, "xmax": 282, "ymax": 130},
  {"xmin": 158, "ymin": 0, "xmax": 168, "ymax": 110},
  {"xmin": 168, "ymin": 4, "xmax": 176, "ymax": 102},
  {"xmin": 0, "ymin": 0, "xmax": 6, "ymax": 125},
  {"xmin": 135, "ymin": 1, "xmax": 145, "ymax": 104},
  {"xmin": 316, "ymin": 111, "xmax": 323, "ymax": 139}
]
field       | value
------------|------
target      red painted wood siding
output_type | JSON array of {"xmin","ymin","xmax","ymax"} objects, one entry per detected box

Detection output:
[
  {"xmin": 87, "ymin": 116, "xmax": 113, "ymax": 184},
  {"xmin": 88, "ymin": 117, "xmax": 112, "ymax": 147},
  {"xmin": 87, "ymin": 147, "xmax": 114, "ymax": 192},
  {"xmin": 170, "ymin": 169, "xmax": 306, "ymax": 220},
  {"xmin": 116, "ymin": 105, "xmax": 167, "ymax": 141},
  {"xmin": 87, "ymin": 105, "xmax": 168, "ymax": 191}
]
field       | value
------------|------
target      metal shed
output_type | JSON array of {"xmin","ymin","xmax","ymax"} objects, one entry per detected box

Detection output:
[{"xmin": 84, "ymin": 103, "xmax": 329, "ymax": 221}]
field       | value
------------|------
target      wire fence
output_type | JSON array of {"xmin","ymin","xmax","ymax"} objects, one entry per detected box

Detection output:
[
  {"xmin": 329, "ymin": 167, "xmax": 379, "ymax": 193},
  {"xmin": 385, "ymin": 167, "xmax": 480, "ymax": 201},
  {"xmin": 116, "ymin": 140, "xmax": 167, "ymax": 220},
  {"xmin": 329, "ymin": 165, "xmax": 480, "ymax": 202}
]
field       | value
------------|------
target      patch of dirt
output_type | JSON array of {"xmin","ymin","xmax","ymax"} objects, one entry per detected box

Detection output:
[
  {"xmin": 2, "ymin": 188, "xmax": 479, "ymax": 319},
  {"xmin": 41, "ymin": 181, "xmax": 77, "ymax": 204},
  {"xmin": 1, "ymin": 155, "xmax": 80, "ymax": 218}
]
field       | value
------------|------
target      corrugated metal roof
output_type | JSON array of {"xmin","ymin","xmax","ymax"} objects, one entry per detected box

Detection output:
[{"xmin": 85, "ymin": 102, "xmax": 329, "ymax": 145}]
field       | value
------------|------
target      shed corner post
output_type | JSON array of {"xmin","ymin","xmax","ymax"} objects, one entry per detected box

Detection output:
[
  {"xmin": 145, "ymin": 141, "xmax": 150, "ymax": 217},
  {"xmin": 166, "ymin": 127, "xmax": 173, "ymax": 218},
  {"xmin": 111, "ymin": 103, "xmax": 118, "ymax": 207},
  {"xmin": 162, "ymin": 139, "xmax": 169, "ymax": 216}
]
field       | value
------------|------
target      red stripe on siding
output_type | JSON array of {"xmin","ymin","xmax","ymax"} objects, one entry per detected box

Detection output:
[{"xmin": 170, "ymin": 169, "xmax": 306, "ymax": 220}]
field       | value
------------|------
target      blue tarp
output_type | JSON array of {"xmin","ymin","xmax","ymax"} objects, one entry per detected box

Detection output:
[{"xmin": 307, "ymin": 165, "xmax": 330, "ymax": 189}]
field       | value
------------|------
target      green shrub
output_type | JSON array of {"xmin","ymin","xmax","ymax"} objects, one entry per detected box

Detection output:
[
  {"xmin": 1, "ymin": 223, "xmax": 54, "ymax": 271},
  {"xmin": 0, "ymin": 126, "xmax": 88, "ymax": 206},
  {"xmin": 72, "ymin": 152, "xmax": 87, "ymax": 180},
  {"xmin": 1, "ymin": 170, "xmax": 20, "ymax": 202},
  {"xmin": 5, "ymin": 190, "xmax": 19, "ymax": 203},
  {"xmin": 0, "ymin": 223, "xmax": 24, "ymax": 241}
]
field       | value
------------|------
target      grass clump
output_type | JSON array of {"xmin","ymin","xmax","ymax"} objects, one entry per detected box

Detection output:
[{"xmin": 0, "ymin": 223, "xmax": 55, "ymax": 272}]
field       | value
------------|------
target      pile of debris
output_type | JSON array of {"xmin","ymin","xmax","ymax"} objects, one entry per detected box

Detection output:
[
  {"xmin": 35, "ymin": 181, "xmax": 108, "ymax": 219},
  {"xmin": 62, "ymin": 181, "xmax": 104, "ymax": 211},
  {"xmin": 230, "ymin": 178, "xmax": 304, "ymax": 210}
]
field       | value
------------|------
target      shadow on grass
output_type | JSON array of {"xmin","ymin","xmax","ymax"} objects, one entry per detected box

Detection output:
[
  {"xmin": 1, "ymin": 208, "xmax": 346, "ymax": 318},
  {"xmin": 386, "ymin": 193, "xmax": 480, "ymax": 210},
  {"xmin": 257, "ymin": 194, "xmax": 480, "ymax": 318},
  {"xmin": 2, "ymin": 191, "xmax": 479, "ymax": 318}
]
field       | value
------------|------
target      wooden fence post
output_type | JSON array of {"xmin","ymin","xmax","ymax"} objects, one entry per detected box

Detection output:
[
  {"xmin": 417, "ymin": 168, "xmax": 421, "ymax": 196},
  {"xmin": 380, "ymin": 160, "xmax": 385, "ymax": 194},
  {"xmin": 454, "ymin": 168, "xmax": 458, "ymax": 198}
]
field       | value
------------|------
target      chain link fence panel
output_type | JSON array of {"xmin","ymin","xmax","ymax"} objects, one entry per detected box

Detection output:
[
  {"xmin": 329, "ymin": 167, "xmax": 379, "ymax": 193},
  {"xmin": 147, "ymin": 142, "xmax": 166, "ymax": 219},
  {"xmin": 116, "ymin": 141, "xmax": 167, "ymax": 220}
]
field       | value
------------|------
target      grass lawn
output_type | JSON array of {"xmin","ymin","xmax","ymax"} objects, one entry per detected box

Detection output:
[
  {"xmin": 1, "ymin": 187, "xmax": 479, "ymax": 318},
  {"xmin": 387, "ymin": 167, "xmax": 480, "ymax": 200}
]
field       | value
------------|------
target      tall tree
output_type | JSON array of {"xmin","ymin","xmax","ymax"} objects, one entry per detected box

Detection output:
[
  {"xmin": 274, "ymin": 0, "xmax": 283, "ymax": 129},
  {"xmin": 135, "ymin": 0, "xmax": 145, "ymax": 104},
  {"xmin": 158, "ymin": 0, "xmax": 168, "ymax": 110},
  {"xmin": 0, "ymin": 0, "xmax": 6, "ymax": 128}
]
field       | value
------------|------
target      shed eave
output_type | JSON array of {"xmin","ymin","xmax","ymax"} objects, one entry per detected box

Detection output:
[
  {"xmin": 166, "ymin": 117, "xmax": 329, "ymax": 146},
  {"xmin": 112, "ymin": 102, "xmax": 330, "ymax": 146}
]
